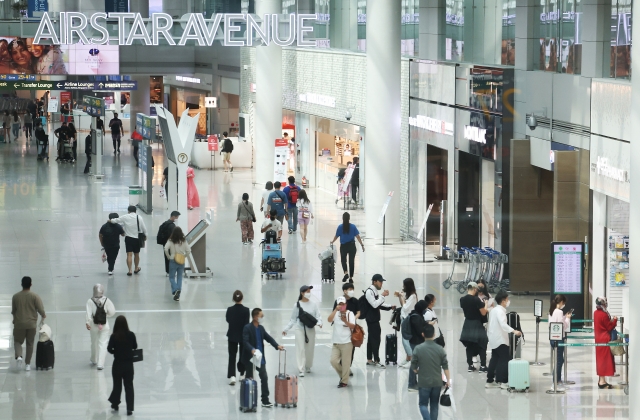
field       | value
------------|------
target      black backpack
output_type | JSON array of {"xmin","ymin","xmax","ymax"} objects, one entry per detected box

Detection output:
[
  {"xmin": 156, "ymin": 220, "xmax": 174, "ymax": 245},
  {"xmin": 264, "ymin": 229, "xmax": 278, "ymax": 244},
  {"xmin": 358, "ymin": 290, "xmax": 373, "ymax": 320},
  {"xmin": 225, "ymin": 138, "xmax": 234, "ymax": 152},
  {"xmin": 92, "ymin": 299, "xmax": 108, "ymax": 325}
]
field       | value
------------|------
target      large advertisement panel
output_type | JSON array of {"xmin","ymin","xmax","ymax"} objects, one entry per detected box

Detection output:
[{"xmin": 0, "ymin": 37, "xmax": 119, "ymax": 75}]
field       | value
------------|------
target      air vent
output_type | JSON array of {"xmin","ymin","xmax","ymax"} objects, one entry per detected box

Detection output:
[
  {"xmin": 218, "ymin": 64, "xmax": 241, "ymax": 73},
  {"xmin": 526, "ymin": 114, "xmax": 590, "ymax": 136}
]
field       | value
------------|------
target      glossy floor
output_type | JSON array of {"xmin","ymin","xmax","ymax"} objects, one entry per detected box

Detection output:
[{"xmin": 0, "ymin": 134, "xmax": 629, "ymax": 419}]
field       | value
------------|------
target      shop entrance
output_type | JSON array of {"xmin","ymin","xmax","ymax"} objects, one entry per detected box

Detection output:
[
  {"xmin": 458, "ymin": 151, "xmax": 480, "ymax": 248},
  {"xmin": 426, "ymin": 145, "xmax": 448, "ymax": 243}
]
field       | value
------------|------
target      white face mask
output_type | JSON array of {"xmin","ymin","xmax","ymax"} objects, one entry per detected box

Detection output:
[
  {"xmin": 505, "ymin": 300, "xmax": 511, "ymax": 308},
  {"xmin": 560, "ymin": 304, "xmax": 565, "ymax": 310},
  {"xmin": 303, "ymin": 293, "xmax": 311, "ymax": 299},
  {"xmin": 347, "ymin": 290, "xmax": 355, "ymax": 298},
  {"xmin": 258, "ymin": 317, "xmax": 264, "ymax": 325}
]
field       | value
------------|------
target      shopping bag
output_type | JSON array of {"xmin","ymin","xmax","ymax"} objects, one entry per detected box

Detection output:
[
  {"xmin": 101, "ymin": 251, "xmax": 107, "ymax": 263},
  {"xmin": 159, "ymin": 186, "xmax": 166, "ymax": 198}
]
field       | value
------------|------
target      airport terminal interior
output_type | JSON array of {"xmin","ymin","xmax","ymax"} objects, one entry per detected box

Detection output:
[{"xmin": 0, "ymin": 0, "xmax": 637, "ymax": 419}]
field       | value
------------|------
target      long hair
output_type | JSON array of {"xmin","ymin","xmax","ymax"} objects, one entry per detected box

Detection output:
[
  {"xmin": 169, "ymin": 226, "xmax": 185, "ymax": 245},
  {"xmin": 265, "ymin": 181, "xmax": 273, "ymax": 191},
  {"xmin": 112, "ymin": 315, "xmax": 130, "ymax": 342},
  {"xmin": 549, "ymin": 294, "xmax": 566, "ymax": 316},
  {"xmin": 12, "ymin": 110, "xmax": 18, "ymax": 122},
  {"xmin": 298, "ymin": 189, "xmax": 310, "ymax": 204},
  {"xmin": 403, "ymin": 278, "xmax": 417, "ymax": 299},
  {"xmin": 424, "ymin": 294, "xmax": 436, "ymax": 307},
  {"xmin": 342, "ymin": 212, "xmax": 350, "ymax": 234}
]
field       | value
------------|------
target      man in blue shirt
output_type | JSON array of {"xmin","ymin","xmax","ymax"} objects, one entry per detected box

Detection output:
[
  {"xmin": 282, "ymin": 176, "xmax": 301, "ymax": 234},
  {"xmin": 266, "ymin": 181, "xmax": 288, "ymax": 225},
  {"xmin": 242, "ymin": 308, "xmax": 284, "ymax": 408}
]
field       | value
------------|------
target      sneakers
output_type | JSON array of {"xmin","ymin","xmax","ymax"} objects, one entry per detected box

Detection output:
[
  {"xmin": 375, "ymin": 362, "xmax": 386, "ymax": 369},
  {"xmin": 262, "ymin": 401, "xmax": 273, "ymax": 408},
  {"xmin": 408, "ymin": 387, "xmax": 418, "ymax": 392},
  {"xmin": 16, "ymin": 356, "xmax": 23, "ymax": 368},
  {"xmin": 243, "ymin": 241, "xmax": 248, "ymax": 245},
  {"xmin": 229, "ymin": 376, "xmax": 236, "ymax": 386},
  {"xmin": 500, "ymin": 383, "xmax": 510, "ymax": 390},
  {"xmin": 288, "ymin": 229, "xmax": 293, "ymax": 234},
  {"xmin": 90, "ymin": 360, "xmax": 97, "ymax": 366},
  {"xmin": 97, "ymin": 366, "xmax": 103, "ymax": 370},
  {"xmin": 479, "ymin": 366, "xmax": 488, "ymax": 373},
  {"xmin": 108, "ymin": 271, "xmax": 113, "ymax": 275},
  {"xmin": 174, "ymin": 290, "xmax": 181, "ymax": 301},
  {"xmin": 25, "ymin": 364, "xmax": 30, "ymax": 371},
  {"xmin": 485, "ymin": 381, "xmax": 500, "ymax": 388},
  {"xmin": 468, "ymin": 365, "xmax": 477, "ymax": 372},
  {"xmin": 337, "ymin": 382, "xmax": 348, "ymax": 388},
  {"xmin": 299, "ymin": 371, "xmax": 305, "ymax": 377},
  {"xmin": 230, "ymin": 166, "xmax": 233, "ymax": 172},
  {"xmin": 306, "ymin": 368, "xmax": 311, "ymax": 373},
  {"xmin": 366, "ymin": 361, "xmax": 376, "ymax": 366}
]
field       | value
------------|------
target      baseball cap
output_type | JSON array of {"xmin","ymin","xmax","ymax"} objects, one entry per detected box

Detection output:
[
  {"xmin": 336, "ymin": 296, "xmax": 346, "ymax": 304},
  {"xmin": 467, "ymin": 281, "xmax": 478, "ymax": 289},
  {"xmin": 372, "ymin": 274, "xmax": 386, "ymax": 282},
  {"xmin": 300, "ymin": 285, "xmax": 313, "ymax": 293}
]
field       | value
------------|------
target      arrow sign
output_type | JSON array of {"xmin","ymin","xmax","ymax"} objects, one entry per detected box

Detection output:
[
  {"xmin": 0, "ymin": 80, "xmax": 138, "ymax": 91},
  {"xmin": 56, "ymin": 83, "xmax": 62, "ymax": 88}
]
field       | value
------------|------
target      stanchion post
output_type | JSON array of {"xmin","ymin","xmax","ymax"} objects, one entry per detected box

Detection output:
[
  {"xmin": 563, "ymin": 342, "xmax": 575, "ymax": 385},
  {"xmin": 546, "ymin": 345, "xmax": 565, "ymax": 394},
  {"xmin": 531, "ymin": 316, "xmax": 545, "ymax": 366}
]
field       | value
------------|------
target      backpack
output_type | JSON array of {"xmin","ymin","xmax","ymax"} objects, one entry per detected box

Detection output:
[
  {"xmin": 92, "ymin": 299, "xmax": 108, "ymax": 325},
  {"xmin": 358, "ymin": 290, "xmax": 373, "ymax": 320},
  {"xmin": 265, "ymin": 229, "xmax": 278, "ymax": 244},
  {"xmin": 156, "ymin": 220, "xmax": 174, "ymax": 245},
  {"xmin": 225, "ymin": 138, "xmax": 234, "ymax": 152},
  {"xmin": 288, "ymin": 185, "xmax": 299, "ymax": 204},
  {"xmin": 297, "ymin": 302, "xmax": 318, "ymax": 328},
  {"xmin": 401, "ymin": 314, "xmax": 415, "ymax": 340}
]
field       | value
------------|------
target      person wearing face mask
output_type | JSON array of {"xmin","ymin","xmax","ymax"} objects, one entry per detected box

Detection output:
[
  {"xmin": 594, "ymin": 296, "xmax": 618, "ymax": 389},
  {"xmin": 282, "ymin": 285, "xmax": 323, "ymax": 377},
  {"xmin": 362, "ymin": 274, "xmax": 396, "ymax": 368},
  {"xmin": 407, "ymin": 300, "xmax": 428, "ymax": 391},
  {"xmin": 242, "ymin": 308, "xmax": 284, "ymax": 408},
  {"xmin": 548, "ymin": 294, "xmax": 571, "ymax": 389},
  {"xmin": 459, "ymin": 282, "xmax": 489, "ymax": 373},
  {"xmin": 328, "ymin": 297, "xmax": 357, "ymax": 388},
  {"xmin": 333, "ymin": 283, "xmax": 360, "ymax": 376},
  {"xmin": 485, "ymin": 291, "xmax": 521, "ymax": 389}
]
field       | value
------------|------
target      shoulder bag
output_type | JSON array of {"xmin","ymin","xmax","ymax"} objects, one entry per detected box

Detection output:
[
  {"xmin": 243, "ymin": 202, "xmax": 256, "ymax": 223},
  {"xmin": 137, "ymin": 216, "xmax": 147, "ymax": 247},
  {"xmin": 174, "ymin": 247, "xmax": 186, "ymax": 265},
  {"xmin": 132, "ymin": 348, "xmax": 143, "ymax": 362},
  {"xmin": 351, "ymin": 311, "xmax": 365, "ymax": 348}
]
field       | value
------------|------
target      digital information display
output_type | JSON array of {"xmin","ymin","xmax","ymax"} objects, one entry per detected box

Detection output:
[{"xmin": 552, "ymin": 243, "xmax": 583, "ymax": 294}]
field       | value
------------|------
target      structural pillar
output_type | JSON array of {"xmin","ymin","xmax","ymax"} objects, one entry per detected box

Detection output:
[
  {"xmin": 628, "ymin": 0, "xmax": 640, "ymax": 411},
  {"xmin": 255, "ymin": 0, "xmax": 282, "ymax": 185},
  {"xmin": 130, "ymin": 76, "xmax": 150, "ymax": 133},
  {"xmin": 329, "ymin": 0, "xmax": 358, "ymax": 51},
  {"xmin": 130, "ymin": 0, "xmax": 149, "ymax": 16},
  {"xmin": 419, "ymin": 0, "xmax": 446, "ymax": 60},
  {"xmin": 365, "ymin": 0, "xmax": 401, "ymax": 240}
]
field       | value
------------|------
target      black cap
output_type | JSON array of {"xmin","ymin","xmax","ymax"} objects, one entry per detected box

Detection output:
[
  {"xmin": 372, "ymin": 274, "xmax": 385, "ymax": 282},
  {"xmin": 300, "ymin": 285, "xmax": 313, "ymax": 293}
]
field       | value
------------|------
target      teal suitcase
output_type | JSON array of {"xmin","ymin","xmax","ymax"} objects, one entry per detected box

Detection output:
[{"xmin": 508, "ymin": 359, "xmax": 530, "ymax": 391}]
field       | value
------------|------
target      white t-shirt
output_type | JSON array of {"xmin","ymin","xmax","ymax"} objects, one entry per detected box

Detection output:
[
  {"xmin": 400, "ymin": 293, "xmax": 417, "ymax": 319},
  {"xmin": 261, "ymin": 189, "xmax": 272, "ymax": 212},
  {"xmin": 424, "ymin": 308, "xmax": 441, "ymax": 338},
  {"xmin": 262, "ymin": 218, "xmax": 282, "ymax": 233},
  {"xmin": 332, "ymin": 310, "xmax": 355, "ymax": 344}
]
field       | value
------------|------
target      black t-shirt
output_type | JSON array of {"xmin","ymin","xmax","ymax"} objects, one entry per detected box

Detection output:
[
  {"xmin": 100, "ymin": 222, "xmax": 124, "ymax": 248},
  {"xmin": 333, "ymin": 296, "xmax": 359, "ymax": 316},
  {"xmin": 54, "ymin": 126, "xmax": 70, "ymax": 140},
  {"xmin": 460, "ymin": 294, "xmax": 484, "ymax": 321},
  {"xmin": 96, "ymin": 119, "xmax": 104, "ymax": 131},
  {"xmin": 109, "ymin": 118, "xmax": 122, "ymax": 134},
  {"xmin": 351, "ymin": 164, "xmax": 360, "ymax": 185}
]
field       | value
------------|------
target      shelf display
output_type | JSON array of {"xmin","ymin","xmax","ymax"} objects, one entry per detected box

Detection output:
[{"xmin": 608, "ymin": 232, "xmax": 629, "ymax": 287}]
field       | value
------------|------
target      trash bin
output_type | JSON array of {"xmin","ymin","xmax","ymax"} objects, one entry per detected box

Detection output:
[{"xmin": 129, "ymin": 186, "xmax": 142, "ymax": 206}]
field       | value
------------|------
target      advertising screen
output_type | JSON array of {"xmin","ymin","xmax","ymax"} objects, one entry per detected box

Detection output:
[{"xmin": 0, "ymin": 37, "xmax": 119, "ymax": 75}]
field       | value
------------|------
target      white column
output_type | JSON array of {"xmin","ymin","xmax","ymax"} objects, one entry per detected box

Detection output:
[
  {"xmin": 515, "ymin": 0, "xmax": 536, "ymax": 70},
  {"xmin": 255, "ymin": 0, "xmax": 282, "ymax": 185},
  {"xmin": 329, "ymin": 0, "xmax": 358, "ymax": 50},
  {"xmin": 365, "ymin": 0, "xmax": 401, "ymax": 240},
  {"xmin": 419, "ymin": 0, "xmax": 445, "ymax": 60},
  {"xmin": 130, "ymin": 0, "xmax": 149, "ymax": 16},
  {"xmin": 629, "ymin": 0, "xmax": 640, "ymax": 409},
  {"xmin": 130, "ymin": 76, "xmax": 150, "ymax": 133}
]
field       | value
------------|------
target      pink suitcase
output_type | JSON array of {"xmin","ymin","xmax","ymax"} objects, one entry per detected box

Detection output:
[{"xmin": 274, "ymin": 349, "xmax": 298, "ymax": 408}]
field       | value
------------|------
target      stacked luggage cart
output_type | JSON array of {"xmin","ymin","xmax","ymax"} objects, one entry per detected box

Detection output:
[{"xmin": 442, "ymin": 246, "xmax": 509, "ymax": 293}]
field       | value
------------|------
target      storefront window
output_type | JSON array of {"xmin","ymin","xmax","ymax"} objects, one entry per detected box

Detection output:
[
  {"xmin": 608, "ymin": 0, "xmax": 632, "ymax": 79},
  {"xmin": 445, "ymin": 0, "xmax": 465, "ymax": 61},
  {"xmin": 283, "ymin": 0, "xmax": 330, "ymax": 42},
  {"xmin": 502, "ymin": 0, "xmax": 516, "ymax": 65},
  {"xmin": 533, "ymin": 0, "xmax": 583, "ymax": 74}
]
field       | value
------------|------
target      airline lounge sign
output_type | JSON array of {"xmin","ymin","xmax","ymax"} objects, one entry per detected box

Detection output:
[{"xmin": 34, "ymin": 12, "xmax": 318, "ymax": 47}]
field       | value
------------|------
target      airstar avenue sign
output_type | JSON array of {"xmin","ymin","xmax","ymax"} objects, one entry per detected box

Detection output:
[{"xmin": 34, "ymin": 12, "xmax": 318, "ymax": 47}]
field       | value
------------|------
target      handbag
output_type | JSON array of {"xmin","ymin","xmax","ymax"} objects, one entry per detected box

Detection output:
[
  {"xmin": 132, "ymin": 349, "xmax": 143, "ymax": 362},
  {"xmin": 137, "ymin": 216, "xmax": 147, "ymax": 246},
  {"xmin": 301, "ymin": 211, "xmax": 310, "ymax": 219},
  {"xmin": 439, "ymin": 386, "xmax": 451, "ymax": 407},
  {"xmin": 434, "ymin": 328, "xmax": 446, "ymax": 347},
  {"xmin": 174, "ymin": 252, "xmax": 185, "ymax": 265},
  {"xmin": 351, "ymin": 324, "xmax": 365, "ymax": 347}
]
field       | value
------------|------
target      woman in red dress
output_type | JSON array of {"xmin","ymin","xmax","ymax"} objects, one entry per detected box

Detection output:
[{"xmin": 593, "ymin": 297, "xmax": 618, "ymax": 389}]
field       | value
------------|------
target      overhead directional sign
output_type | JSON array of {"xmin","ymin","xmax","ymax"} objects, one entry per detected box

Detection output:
[
  {"xmin": 0, "ymin": 75, "xmax": 36, "ymax": 81},
  {"xmin": 0, "ymin": 80, "xmax": 138, "ymax": 91},
  {"xmin": 136, "ymin": 113, "xmax": 156, "ymax": 140},
  {"xmin": 83, "ymin": 96, "xmax": 105, "ymax": 117}
]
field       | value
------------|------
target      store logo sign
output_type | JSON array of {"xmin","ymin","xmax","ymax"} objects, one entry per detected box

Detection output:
[
  {"xmin": 409, "ymin": 115, "xmax": 453, "ymax": 136},
  {"xmin": 593, "ymin": 156, "xmax": 628, "ymax": 182},
  {"xmin": 464, "ymin": 125, "xmax": 486, "ymax": 143},
  {"xmin": 176, "ymin": 75, "xmax": 200, "ymax": 84},
  {"xmin": 34, "ymin": 12, "xmax": 317, "ymax": 47},
  {"xmin": 299, "ymin": 93, "xmax": 336, "ymax": 108}
]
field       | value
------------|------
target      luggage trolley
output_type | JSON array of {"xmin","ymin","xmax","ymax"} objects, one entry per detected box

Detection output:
[{"xmin": 261, "ymin": 240, "xmax": 286, "ymax": 279}]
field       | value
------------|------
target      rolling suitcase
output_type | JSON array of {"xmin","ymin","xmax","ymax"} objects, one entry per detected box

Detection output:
[
  {"xmin": 274, "ymin": 349, "xmax": 298, "ymax": 408},
  {"xmin": 239, "ymin": 376, "xmax": 258, "ymax": 412},
  {"xmin": 36, "ymin": 340, "xmax": 55, "ymax": 370},
  {"xmin": 507, "ymin": 312, "xmax": 524, "ymax": 359},
  {"xmin": 321, "ymin": 256, "xmax": 335, "ymax": 282},
  {"xmin": 507, "ymin": 333, "xmax": 529, "ymax": 391},
  {"xmin": 385, "ymin": 332, "xmax": 397, "ymax": 365}
]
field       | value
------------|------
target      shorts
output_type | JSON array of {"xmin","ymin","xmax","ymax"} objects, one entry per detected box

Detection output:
[
  {"xmin": 124, "ymin": 236, "xmax": 141, "ymax": 253},
  {"xmin": 223, "ymin": 152, "xmax": 231, "ymax": 162},
  {"xmin": 112, "ymin": 133, "xmax": 121, "ymax": 141}
]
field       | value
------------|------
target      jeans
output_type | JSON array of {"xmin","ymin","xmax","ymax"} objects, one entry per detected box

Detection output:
[
  {"xmin": 287, "ymin": 207, "xmax": 298, "ymax": 231},
  {"xmin": 340, "ymin": 241, "xmax": 357, "ymax": 278},
  {"xmin": 11, "ymin": 123, "xmax": 19, "ymax": 139},
  {"xmin": 247, "ymin": 362, "xmax": 270, "ymax": 404},
  {"xmin": 418, "ymin": 387, "xmax": 441, "ymax": 420},
  {"xmin": 227, "ymin": 341, "xmax": 245, "ymax": 378},
  {"xmin": 487, "ymin": 344, "xmax": 511, "ymax": 384},
  {"xmin": 351, "ymin": 182, "xmax": 359, "ymax": 202},
  {"xmin": 24, "ymin": 123, "xmax": 32, "ymax": 138},
  {"xmin": 169, "ymin": 259, "xmax": 185, "ymax": 294},
  {"xmin": 408, "ymin": 342, "xmax": 418, "ymax": 388},
  {"xmin": 109, "ymin": 361, "xmax": 134, "ymax": 412},
  {"xmin": 551, "ymin": 339, "xmax": 565, "ymax": 382},
  {"xmin": 366, "ymin": 321, "xmax": 381, "ymax": 362},
  {"xmin": 104, "ymin": 246, "xmax": 119, "ymax": 272}
]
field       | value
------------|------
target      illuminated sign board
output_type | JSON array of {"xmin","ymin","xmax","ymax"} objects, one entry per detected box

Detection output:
[{"xmin": 408, "ymin": 115, "xmax": 454, "ymax": 136}]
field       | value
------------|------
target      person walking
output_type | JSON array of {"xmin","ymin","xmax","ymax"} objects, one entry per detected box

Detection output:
[
  {"xmin": 11, "ymin": 110, "xmax": 21, "ymax": 142},
  {"xmin": 242, "ymin": 308, "xmax": 285, "ymax": 408},
  {"xmin": 100, "ymin": 212, "xmax": 125, "ymax": 275},
  {"xmin": 109, "ymin": 206, "xmax": 147, "ymax": 276},
  {"xmin": 109, "ymin": 112, "xmax": 123, "ymax": 154},
  {"xmin": 407, "ymin": 300, "xmax": 429, "ymax": 391},
  {"xmin": 282, "ymin": 176, "xmax": 301, "ymax": 234},
  {"xmin": 107, "ymin": 315, "xmax": 138, "ymax": 416},
  {"xmin": 459, "ymin": 282, "xmax": 489, "ymax": 373},
  {"xmin": 236, "ymin": 193, "xmax": 256, "ymax": 245},
  {"xmin": 411, "ymin": 324, "xmax": 451, "ymax": 420},
  {"xmin": 164, "ymin": 227, "xmax": 191, "ymax": 302},
  {"xmin": 296, "ymin": 189, "xmax": 313, "ymax": 243},
  {"xmin": 282, "ymin": 285, "xmax": 323, "ymax": 377},
  {"xmin": 266, "ymin": 181, "xmax": 288, "ymax": 225},
  {"xmin": 424, "ymin": 294, "xmax": 444, "ymax": 347},
  {"xmin": 485, "ymin": 291, "xmax": 521, "ymax": 389},
  {"xmin": 396, "ymin": 278, "xmax": 418, "ymax": 368},
  {"xmin": 260, "ymin": 181, "xmax": 274, "ymax": 217},
  {"xmin": 157, "ymin": 211, "xmax": 180, "ymax": 275},
  {"xmin": 362, "ymin": 274, "xmax": 395, "ymax": 368},
  {"xmin": 221, "ymin": 132, "xmax": 234, "ymax": 172},
  {"xmin": 226, "ymin": 290, "xmax": 250, "ymax": 385},
  {"xmin": 330, "ymin": 212, "xmax": 365, "ymax": 282},
  {"xmin": 333, "ymin": 283, "xmax": 360, "ymax": 375},
  {"xmin": 23, "ymin": 112, "xmax": 32, "ymax": 141},
  {"xmin": 594, "ymin": 297, "xmax": 618, "ymax": 389},
  {"xmin": 2, "ymin": 110, "xmax": 10, "ymax": 142},
  {"xmin": 261, "ymin": 209, "xmax": 283, "ymax": 242},
  {"xmin": 548, "ymin": 294, "xmax": 571, "ymax": 389},
  {"xmin": 11, "ymin": 276, "xmax": 46, "ymax": 371},
  {"xmin": 328, "ymin": 296, "xmax": 356, "ymax": 388},
  {"xmin": 350, "ymin": 156, "xmax": 360, "ymax": 205},
  {"xmin": 85, "ymin": 284, "xmax": 116, "ymax": 370},
  {"xmin": 186, "ymin": 167, "xmax": 200, "ymax": 210}
]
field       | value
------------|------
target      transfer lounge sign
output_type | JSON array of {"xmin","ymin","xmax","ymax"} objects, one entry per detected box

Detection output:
[{"xmin": 590, "ymin": 134, "xmax": 630, "ymax": 202}]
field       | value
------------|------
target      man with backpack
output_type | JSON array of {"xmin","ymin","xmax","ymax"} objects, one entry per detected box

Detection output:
[
  {"xmin": 266, "ymin": 181, "xmax": 288, "ymax": 225},
  {"xmin": 157, "ymin": 211, "xmax": 180, "ymax": 275},
  {"xmin": 85, "ymin": 284, "xmax": 116, "ymax": 370},
  {"xmin": 359, "ymin": 274, "xmax": 395, "ymax": 368},
  {"xmin": 282, "ymin": 176, "xmax": 302, "ymax": 234},
  {"xmin": 221, "ymin": 132, "xmax": 234, "ymax": 172}
]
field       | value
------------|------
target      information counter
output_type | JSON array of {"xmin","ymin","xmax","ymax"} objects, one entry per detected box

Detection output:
[
  {"xmin": 190, "ymin": 137, "xmax": 253, "ymax": 169},
  {"xmin": 316, "ymin": 156, "xmax": 346, "ymax": 195}
]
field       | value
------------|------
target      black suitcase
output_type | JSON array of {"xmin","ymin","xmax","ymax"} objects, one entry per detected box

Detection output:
[
  {"xmin": 321, "ymin": 256, "xmax": 335, "ymax": 282},
  {"xmin": 385, "ymin": 333, "xmax": 397, "ymax": 365},
  {"xmin": 36, "ymin": 340, "xmax": 55, "ymax": 370}
]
